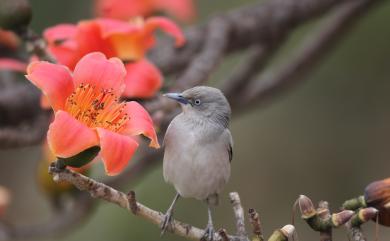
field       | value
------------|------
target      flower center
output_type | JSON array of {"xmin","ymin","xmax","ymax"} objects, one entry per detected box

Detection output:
[{"xmin": 65, "ymin": 83, "xmax": 128, "ymax": 132}]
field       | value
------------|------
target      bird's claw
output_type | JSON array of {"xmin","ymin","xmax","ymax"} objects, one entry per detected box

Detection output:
[
  {"xmin": 160, "ymin": 210, "xmax": 174, "ymax": 236},
  {"xmin": 201, "ymin": 224, "xmax": 215, "ymax": 241}
]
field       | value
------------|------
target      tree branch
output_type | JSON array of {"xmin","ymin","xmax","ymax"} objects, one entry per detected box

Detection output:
[
  {"xmin": 48, "ymin": 165, "xmax": 254, "ymax": 241},
  {"xmin": 235, "ymin": 0, "xmax": 380, "ymax": 109}
]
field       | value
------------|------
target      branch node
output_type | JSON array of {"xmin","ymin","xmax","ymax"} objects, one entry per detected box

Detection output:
[
  {"xmin": 127, "ymin": 190, "xmax": 139, "ymax": 215},
  {"xmin": 248, "ymin": 208, "xmax": 263, "ymax": 241},
  {"xmin": 218, "ymin": 228, "xmax": 229, "ymax": 241}
]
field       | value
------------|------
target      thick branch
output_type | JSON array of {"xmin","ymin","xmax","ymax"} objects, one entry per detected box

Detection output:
[{"xmin": 49, "ymin": 166, "xmax": 251, "ymax": 241}]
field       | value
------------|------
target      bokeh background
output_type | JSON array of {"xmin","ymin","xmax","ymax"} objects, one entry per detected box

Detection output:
[{"xmin": 1, "ymin": 0, "xmax": 390, "ymax": 240}]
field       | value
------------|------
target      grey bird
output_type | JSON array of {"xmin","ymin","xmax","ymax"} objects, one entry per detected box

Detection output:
[{"xmin": 161, "ymin": 86, "xmax": 233, "ymax": 240}]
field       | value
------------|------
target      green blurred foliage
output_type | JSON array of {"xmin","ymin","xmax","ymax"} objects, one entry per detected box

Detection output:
[{"xmin": 0, "ymin": 0, "xmax": 390, "ymax": 241}]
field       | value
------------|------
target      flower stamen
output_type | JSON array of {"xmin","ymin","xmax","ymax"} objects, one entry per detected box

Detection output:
[{"xmin": 65, "ymin": 83, "xmax": 129, "ymax": 132}]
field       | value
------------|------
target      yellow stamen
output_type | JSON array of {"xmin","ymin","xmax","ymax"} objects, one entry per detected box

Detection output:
[{"xmin": 65, "ymin": 84, "xmax": 129, "ymax": 132}]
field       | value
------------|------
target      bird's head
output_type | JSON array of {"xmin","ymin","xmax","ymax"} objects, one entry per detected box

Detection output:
[{"xmin": 164, "ymin": 86, "xmax": 231, "ymax": 127}]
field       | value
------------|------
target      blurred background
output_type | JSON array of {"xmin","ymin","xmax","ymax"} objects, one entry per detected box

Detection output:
[{"xmin": 1, "ymin": 0, "xmax": 390, "ymax": 240}]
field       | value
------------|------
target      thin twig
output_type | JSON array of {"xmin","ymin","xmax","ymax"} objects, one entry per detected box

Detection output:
[
  {"xmin": 318, "ymin": 201, "xmax": 332, "ymax": 241},
  {"xmin": 174, "ymin": 16, "xmax": 230, "ymax": 91},
  {"xmin": 248, "ymin": 208, "xmax": 264, "ymax": 241},
  {"xmin": 346, "ymin": 226, "xmax": 367, "ymax": 241},
  {"xmin": 222, "ymin": 42, "xmax": 282, "ymax": 102},
  {"xmin": 230, "ymin": 192, "xmax": 247, "ymax": 237}
]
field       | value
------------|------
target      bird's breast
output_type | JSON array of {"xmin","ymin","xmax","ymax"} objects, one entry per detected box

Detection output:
[{"xmin": 163, "ymin": 117, "xmax": 230, "ymax": 201}]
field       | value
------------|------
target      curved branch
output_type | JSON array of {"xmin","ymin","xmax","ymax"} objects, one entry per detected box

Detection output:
[{"xmin": 235, "ymin": 0, "xmax": 381, "ymax": 109}]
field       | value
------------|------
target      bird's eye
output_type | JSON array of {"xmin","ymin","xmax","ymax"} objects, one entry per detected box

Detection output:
[{"xmin": 194, "ymin": 99, "xmax": 201, "ymax": 106}]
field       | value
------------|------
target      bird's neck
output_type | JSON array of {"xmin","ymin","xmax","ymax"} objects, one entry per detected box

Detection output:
[{"xmin": 180, "ymin": 112, "xmax": 228, "ymax": 132}]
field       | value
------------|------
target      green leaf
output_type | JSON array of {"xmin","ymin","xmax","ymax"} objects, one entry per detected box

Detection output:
[{"xmin": 57, "ymin": 146, "xmax": 100, "ymax": 168}]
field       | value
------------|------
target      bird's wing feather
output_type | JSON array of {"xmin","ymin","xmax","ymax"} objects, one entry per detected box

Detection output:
[{"xmin": 222, "ymin": 129, "xmax": 233, "ymax": 162}]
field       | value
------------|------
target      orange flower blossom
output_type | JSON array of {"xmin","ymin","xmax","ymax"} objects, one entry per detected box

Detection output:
[
  {"xmin": 43, "ymin": 17, "xmax": 185, "ymax": 98},
  {"xmin": 94, "ymin": 0, "xmax": 196, "ymax": 22},
  {"xmin": 26, "ymin": 52, "xmax": 160, "ymax": 175}
]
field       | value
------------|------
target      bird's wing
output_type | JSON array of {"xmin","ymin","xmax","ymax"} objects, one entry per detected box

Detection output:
[{"xmin": 222, "ymin": 129, "xmax": 233, "ymax": 162}]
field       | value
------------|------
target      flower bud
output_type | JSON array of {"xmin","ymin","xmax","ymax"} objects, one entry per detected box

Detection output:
[
  {"xmin": 0, "ymin": 186, "xmax": 11, "ymax": 217},
  {"xmin": 280, "ymin": 224, "xmax": 295, "ymax": 240},
  {"xmin": 331, "ymin": 210, "xmax": 354, "ymax": 227},
  {"xmin": 298, "ymin": 195, "xmax": 316, "ymax": 219},
  {"xmin": 268, "ymin": 225, "xmax": 295, "ymax": 241},
  {"xmin": 350, "ymin": 207, "xmax": 378, "ymax": 227},
  {"xmin": 358, "ymin": 207, "xmax": 378, "ymax": 222},
  {"xmin": 0, "ymin": 0, "xmax": 31, "ymax": 31},
  {"xmin": 364, "ymin": 177, "xmax": 390, "ymax": 226}
]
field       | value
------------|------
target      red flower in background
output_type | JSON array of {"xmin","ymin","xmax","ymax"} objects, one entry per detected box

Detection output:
[
  {"xmin": 44, "ymin": 17, "xmax": 185, "ymax": 98},
  {"xmin": 26, "ymin": 52, "xmax": 159, "ymax": 175},
  {"xmin": 95, "ymin": 0, "xmax": 195, "ymax": 22}
]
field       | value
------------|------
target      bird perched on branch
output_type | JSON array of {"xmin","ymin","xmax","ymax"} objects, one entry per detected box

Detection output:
[{"xmin": 161, "ymin": 86, "xmax": 233, "ymax": 240}]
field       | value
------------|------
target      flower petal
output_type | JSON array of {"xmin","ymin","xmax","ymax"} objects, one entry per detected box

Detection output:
[
  {"xmin": 44, "ymin": 24, "xmax": 80, "ymax": 69},
  {"xmin": 96, "ymin": 18, "xmax": 140, "ymax": 37},
  {"xmin": 73, "ymin": 52, "xmax": 126, "ymax": 96},
  {"xmin": 47, "ymin": 111, "xmax": 99, "ymax": 158},
  {"xmin": 122, "ymin": 101, "xmax": 159, "ymax": 148},
  {"xmin": 76, "ymin": 20, "xmax": 116, "ymax": 58},
  {"xmin": 44, "ymin": 24, "xmax": 78, "ymax": 49},
  {"xmin": 156, "ymin": 0, "xmax": 196, "ymax": 22},
  {"xmin": 107, "ymin": 33, "xmax": 150, "ymax": 61},
  {"xmin": 40, "ymin": 95, "xmax": 51, "ymax": 109},
  {"xmin": 122, "ymin": 59, "xmax": 162, "ymax": 98},
  {"xmin": 0, "ymin": 58, "xmax": 26, "ymax": 72},
  {"xmin": 92, "ymin": 19, "xmax": 147, "ymax": 61},
  {"xmin": 97, "ymin": 128, "xmax": 139, "ymax": 175},
  {"xmin": 95, "ymin": 0, "xmax": 152, "ymax": 21},
  {"xmin": 26, "ymin": 61, "xmax": 74, "ymax": 111},
  {"xmin": 144, "ymin": 17, "xmax": 185, "ymax": 47}
]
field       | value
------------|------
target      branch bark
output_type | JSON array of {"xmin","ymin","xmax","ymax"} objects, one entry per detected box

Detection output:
[{"xmin": 48, "ymin": 165, "xmax": 251, "ymax": 241}]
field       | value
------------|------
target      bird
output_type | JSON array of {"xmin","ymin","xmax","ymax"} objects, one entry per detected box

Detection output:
[{"xmin": 161, "ymin": 86, "xmax": 233, "ymax": 240}]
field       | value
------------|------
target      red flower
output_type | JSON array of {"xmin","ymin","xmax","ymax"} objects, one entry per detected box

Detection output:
[
  {"xmin": 94, "ymin": 0, "xmax": 196, "ymax": 22},
  {"xmin": 26, "ymin": 52, "xmax": 159, "ymax": 175},
  {"xmin": 44, "ymin": 17, "xmax": 184, "ymax": 98}
]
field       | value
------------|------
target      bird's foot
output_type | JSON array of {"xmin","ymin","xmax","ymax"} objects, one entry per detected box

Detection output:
[
  {"xmin": 201, "ymin": 224, "xmax": 215, "ymax": 241},
  {"xmin": 160, "ymin": 209, "xmax": 174, "ymax": 236}
]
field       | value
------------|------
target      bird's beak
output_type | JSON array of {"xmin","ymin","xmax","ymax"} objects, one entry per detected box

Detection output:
[{"xmin": 163, "ymin": 93, "xmax": 189, "ymax": 105}]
